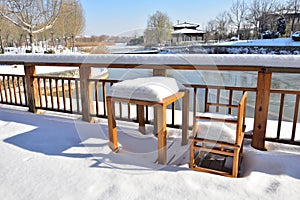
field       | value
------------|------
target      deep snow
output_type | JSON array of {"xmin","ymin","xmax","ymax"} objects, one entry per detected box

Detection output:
[{"xmin": 0, "ymin": 105, "xmax": 300, "ymax": 200}]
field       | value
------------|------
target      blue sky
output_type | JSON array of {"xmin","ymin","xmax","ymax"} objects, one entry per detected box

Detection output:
[{"xmin": 80, "ymin": 0, "xmax": 232, "ymax": 36}]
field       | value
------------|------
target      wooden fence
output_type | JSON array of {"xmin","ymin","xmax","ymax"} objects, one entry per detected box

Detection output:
[{"xmin": 0, "ymin": 54, "xmax": 300, "ymax": 150}]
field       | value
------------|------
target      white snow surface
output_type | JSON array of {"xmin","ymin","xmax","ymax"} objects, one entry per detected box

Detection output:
[
  {"xmin": 218, "ymin": 37, "xmax": 300, "ymax": 47},
  {"xmin": 1, "ymin": 54, "xmax": 300, "ymax": 69},
  {"xmin": 196, "ymin": 113, "xmax": 237, "ymax": 144},
  {"xmin": 0, "ymin": 105, "xmax": 300, "ymax": 200},
  {"xmin": 108, "ymin": 76, "xmax": 185, "ymax": 102}
]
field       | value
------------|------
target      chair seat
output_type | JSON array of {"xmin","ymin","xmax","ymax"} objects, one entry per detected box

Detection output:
[
  {"xmin": 107, "ymin": 76, "xmax": 184, "ymax": 102},
  {"xmin": 195, "ymin": 113, "xmax": 237, "ymax": 144}
]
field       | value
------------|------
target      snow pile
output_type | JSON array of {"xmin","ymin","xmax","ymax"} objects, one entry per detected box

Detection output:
[
  {"xmin": 0, "ymin": 106, "xmax": 300, "ymax": 200},
  {"xmin": 108, "ymin": 76, "xmax": 185, "ymax": 102}
]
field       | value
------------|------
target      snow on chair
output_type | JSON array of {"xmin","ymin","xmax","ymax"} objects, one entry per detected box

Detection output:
[
  {"xmin": 189, "ymin": 92, "xmax": 247, "ymax": 177},
  {"xmin": 106, "ymin": 76, "xmax": 189, "ymax": 165}
]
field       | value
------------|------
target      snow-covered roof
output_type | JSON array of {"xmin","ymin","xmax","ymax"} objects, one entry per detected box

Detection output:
[
  {"xmin": 172, "ymin": 28, "xmax": 205, "ymax": 34},
  {"xmin": 173, "ymin": 22, "xmax": 199, "ymax": 28}
]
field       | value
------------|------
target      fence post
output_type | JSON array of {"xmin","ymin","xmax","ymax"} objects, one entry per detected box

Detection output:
[
  {"xmin": 252, "ymin": 71, "xmax": 272, "ymax": 150},
  {"xmin": 24, "ymin": 64, "xmax": 39, "ymax": 113},
  {"xmin": 79, "ymin": 66, "xmax": 94, "ymax": 122}
]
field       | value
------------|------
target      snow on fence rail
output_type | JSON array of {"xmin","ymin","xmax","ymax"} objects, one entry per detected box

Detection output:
[{"xmin": 0, "ymin": 54, "xmax": 300, "ymax": 150}]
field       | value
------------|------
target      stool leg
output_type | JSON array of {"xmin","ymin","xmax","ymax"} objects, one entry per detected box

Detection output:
[
  {"xmin": 137, "ymin": 105, "xmax": 146, "ymax": 134},
  {"xmin": 182, "ymin": 90, "xmax": 189, "ymax": 145},
  {"xmin": 156, "ymin": 104, "xmax": 167, "ymax": 164},
  {"xmin": 107, "ymin": 98, "xmax": 118, "ymax": 152}
]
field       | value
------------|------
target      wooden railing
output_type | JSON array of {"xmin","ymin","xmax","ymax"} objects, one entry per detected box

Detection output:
[
  {"xmin": 0, "ymin": 54, "xmax": 300, "ymax": 150},
  {"xmin": 0, "ymin": 74, "xmax": 27, "ymax": 107}
]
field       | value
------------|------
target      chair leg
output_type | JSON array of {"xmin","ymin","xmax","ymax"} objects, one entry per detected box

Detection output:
[
  {"xmin": 189, "ymin": 142, "xmax": 195, "ymax": 168},
  {"xmin": 232, "ymin": 148, "xmax": 239, "ymax": 177}
]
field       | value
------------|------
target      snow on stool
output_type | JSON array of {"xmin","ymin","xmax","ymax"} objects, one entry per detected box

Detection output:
[
  {"xmin": 106, "ymin": 76, "xmax": 189, "ymax": 164},
  {"xmin": 107, "ymin": 76, "xmax": 185, "ymax": 102}
]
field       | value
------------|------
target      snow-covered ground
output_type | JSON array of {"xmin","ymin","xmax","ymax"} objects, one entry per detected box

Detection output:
[
  {"xmin": 217, "ymin": 37, "xmax": 300, "ymax": 47},
  {"xmin": 0, "ymin": 105, "xmax": 300, "ymax": 200}
]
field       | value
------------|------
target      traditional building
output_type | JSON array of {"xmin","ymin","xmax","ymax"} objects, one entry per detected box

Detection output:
[{"xmin": 171, "ymin": 22, "xmax": 205, "ymax": 45}]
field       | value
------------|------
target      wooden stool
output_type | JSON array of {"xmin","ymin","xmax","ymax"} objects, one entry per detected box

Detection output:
[{"xmin": 106, "ymin": 77, "xmax": 189, "ymax": 164}]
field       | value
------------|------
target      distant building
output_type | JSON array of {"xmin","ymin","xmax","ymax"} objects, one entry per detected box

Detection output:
[{"xmin": 171, "ymin": 22, "xmax": 205, "ymax": 45}]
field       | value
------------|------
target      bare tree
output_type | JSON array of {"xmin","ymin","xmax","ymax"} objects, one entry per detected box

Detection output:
[
  {"xmin": 0, "ymin": 0, "xmax": 62, "ymax": 51},
  {"xmin": 285, "ymin": 0, "xmax": 300, "ymax": 33},
  {"xmin": 0, "ymin": 19, "xmax": 20, "ymax": 52},
  {"xmin": 144, "ymin": 10, "xmax": 172, "ymax": 46},
  {"xmin": 247, "ymin": 0, "xmax": 280, "ymax": 38},
  {"xmin": 51, "ymin": 0, "xmax": 85, "ymax": 50},
  {"xmin": 228, "ymin": 0, "xmax": 248, "ymax": 38},
  {"xmin": 215, "ymin": 11, "xmax": 229, "ymax": 41}
]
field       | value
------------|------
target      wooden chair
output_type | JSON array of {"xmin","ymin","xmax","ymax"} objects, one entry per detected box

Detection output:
[{"xmin": 189, "ymin": 92, "xmax": 248, "ymax": 177}]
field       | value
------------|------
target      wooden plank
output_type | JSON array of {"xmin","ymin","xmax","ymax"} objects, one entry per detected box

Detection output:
[{"xmin": 252, "ymin": 71, "xmax": 272, "ymax": 150}]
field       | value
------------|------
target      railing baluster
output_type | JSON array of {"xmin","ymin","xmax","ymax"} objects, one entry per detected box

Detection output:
[
  {"xmin": 22, "ymin": 76, "xmax": 27, "ymax": 106},
  {"xmin": 95, "ymin": 80, "xmax": 99, "ymax": 116},
  {"xmin": 12, "ymin": 76, "xmax": 17, "ymax": 104},
  {"xmin": 68, "ymin": 80, "xmax": 73, "ymax": 113},
  {"xmin": 229, "ymin": 90, "xmax": 233, "ymax": 114},
  {"xmin": 277, "ymin": 93, "xmax": 285, "ymax": 139},
  {"xmin": 75, "ymin": 79, "xmax": 80, "ymax": 113},
  {"xmin": 102, "ymin": 81, "xmax": 107, "ymax": 117},
  {"xmin": 216, "ymin": 89, "xmax": 220, "ymax": 112},
  {"xmin": 291, "ymin": 94, "xmax": 300, "ymax": 141},
  {"xmin": 49, "ymin": 78, "xmax": 54, "ymax": 109},
  {"xmin": 171, "ymin": 102, "xmax": 175, "ymax": 126},
  {"xmin": 37, "ymin": 78, "xmax": 42, "ymax": 107},
  {"xmin": 7, "ymin": 76, "xmax": 12, "ymax": 103},
  {"xmin": 44, "ymin": 78, "xmax": 48, "ymax": 108},
  {"xmin": 56, "ymin": 79, "xmax": 60, "ymax": 109},
  {"xmin": 3, "ymin": 76, "xmax": 8, "ymax": 103},
  {"xmin": 204, "ymin": 88, "xmax": 209, "ymax": 112},
  {"xmin": 17, "ymin": 77, "xmax": 22, "ymax": 105},
  {"xmin": 62, "ymin": 79, "xmax": 66, "ymax": 111},
  {"xmin": 0, "ymin": 76, "xmax": 3, "ymax": 102}
]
